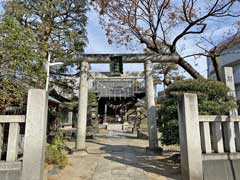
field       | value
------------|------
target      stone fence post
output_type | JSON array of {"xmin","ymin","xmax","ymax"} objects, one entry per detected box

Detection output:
[
  {"xmin": 223, "ymin": 67, "xmax": 238, "ymax": 152},
  {"xmin": 223, "ymin": 67, "xmax": 238, "ymax": 116},
  {"xmin": 177, "ymin": 93, "xmax": 203, "ymax": 180},
  {"xmin": 21, "ymin": 89, "xmax": 48, "ymax": 180}
]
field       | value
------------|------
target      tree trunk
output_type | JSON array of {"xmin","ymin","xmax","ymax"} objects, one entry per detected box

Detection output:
[
  {"xmin": 178, "ymin": 57, "xmax": 204, "ymax": 79},
  {"xmin": 38, "ymin": 50, "xmax": 48, "ymax": 89},
  {"xmin": 211, "ymin": 56, "xmax": 222, "ymax": 81},
  {"xmin": 166, "ymin": 48, "xmax": 204, "ymax": 79}
]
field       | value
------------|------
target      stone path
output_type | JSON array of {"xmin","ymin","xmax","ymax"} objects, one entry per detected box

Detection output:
[{"xmin": 48, "ymin": 131, "xmax": 181, "ymax": 180}]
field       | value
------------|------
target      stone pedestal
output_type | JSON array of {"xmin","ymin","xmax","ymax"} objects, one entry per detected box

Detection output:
[
  {"xmin": 87, "ymin": 104, "xmax": 99, "ymax": 137},
  {"xmin": 68, "ymin": 111, "xmax": 73, "ymax": 125},
  {"xmin": 123, "ymin": 122, "xmax": 134, "ymax": 133}
]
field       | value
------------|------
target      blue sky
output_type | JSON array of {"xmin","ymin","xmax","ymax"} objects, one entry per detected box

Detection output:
[{"xmin": 85, "ymin": 9, "xmax": 144, "ymax": 72}]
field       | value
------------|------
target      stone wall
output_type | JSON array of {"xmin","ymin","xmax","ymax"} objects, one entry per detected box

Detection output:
[{"xmin": 203, "ymin": 160, "xmax": 240, "ymax": 180}]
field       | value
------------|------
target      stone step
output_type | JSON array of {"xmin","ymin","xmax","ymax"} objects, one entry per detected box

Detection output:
[{"xmin": 107, "ymin": 124, "xmax": 123, "ymax": 131}]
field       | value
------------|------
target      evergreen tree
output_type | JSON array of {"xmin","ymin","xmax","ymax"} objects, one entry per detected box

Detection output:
[
  {"xmin": 0, "ymin": 16, "xmax": 39, "ymax": 111},
  {"xmin": 3, "ymin": 0, "xmax": 88, "ymax": 88},
  {"xmin": 0, "ymin": 0, "xmax": 88, "ymax": 111}
]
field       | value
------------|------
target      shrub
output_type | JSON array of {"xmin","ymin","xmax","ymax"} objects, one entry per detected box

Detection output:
[
  {"xmin": 45, "ymin": 132, "xmax": 68, "ymax": 168},
  {"xmin": 158, "ymin": 79, "xmax": 237, "ymax": 145},
  {"xmin": 88, "ymin": 92, "xmax": 98, "ymax": 105},
  {"xmin": 0, "ymin": 78, "xmax": 26, "ymax": 113}
]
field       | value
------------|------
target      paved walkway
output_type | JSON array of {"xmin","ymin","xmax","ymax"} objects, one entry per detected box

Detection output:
[{"xmin": 48, "ymin": 131, "xmax": 181, "ymax": 180}]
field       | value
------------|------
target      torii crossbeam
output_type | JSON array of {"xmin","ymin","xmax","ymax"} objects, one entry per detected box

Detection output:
[{"xmin": 65, "ymin": 53, "xmax": 180, "ymax": 64}]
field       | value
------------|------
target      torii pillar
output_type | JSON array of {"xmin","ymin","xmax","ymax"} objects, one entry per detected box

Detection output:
[
  {"xmin": 76, "ymin": 60, "xmax": 89, "ymax": 150},
  {"xmin": 145, "ymin": 60, "xmax": 159, "ymax": 148}
]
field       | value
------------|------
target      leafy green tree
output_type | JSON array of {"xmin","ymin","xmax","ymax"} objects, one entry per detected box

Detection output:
[
  {"xmin": 0, "ymin": 78, "xmax": 25, "ymax": 112},
  {"xmin": 0, "ymin": 0, "xmax": 88, "ymax": 111},
  {"xmin": 3, "ymin": 0, "xmax": 88, "ymax": 87},
  {"xmin": 0, "ymin": 16, "xmax": 40, "ymax": 82},
  {"xmin": 0, "ymin": 16, "xmax": 39, "ymax": 112},
  {"xmin": 158, "ymin": 79, "xmax": 237, "ymax": 145}
]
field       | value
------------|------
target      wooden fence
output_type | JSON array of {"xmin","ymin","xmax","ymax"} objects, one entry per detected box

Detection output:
[
  {"xmin": 178, "ymin": 93, "xmax": 240, "ymax": 180},
  {"xmin": 0, "ymin": 89, "xmax": 48, "ymax": 180}
]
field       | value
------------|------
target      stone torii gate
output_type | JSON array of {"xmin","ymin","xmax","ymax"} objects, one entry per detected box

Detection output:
[{"xmin": 75, "ymin": 53, "xmax": 180, "ymax": 150}]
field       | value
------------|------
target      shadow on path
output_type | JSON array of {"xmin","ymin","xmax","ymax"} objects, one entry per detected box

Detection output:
[{"xmin": 87, "ymin": 132, "xmax": 181, "ymax": 180}]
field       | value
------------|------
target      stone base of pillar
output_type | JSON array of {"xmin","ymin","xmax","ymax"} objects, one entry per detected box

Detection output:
[
  {"xmin": 137, "ymin": 116, "xmax": 149, "ymax": 139},
  {"xmin": 103, "ymin": 122, "xmax": 108, "ymax": 126},
  {"xmin": 146, "ymin": 146, "xmax": 163, "ymax": 154},
  {"xmin": 72, "ymin": 148, "xmax": 88, "ymax": 156},
  {"xmin": 137, "ymin": 129, "xmax": 149, "ymax": 140}
]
